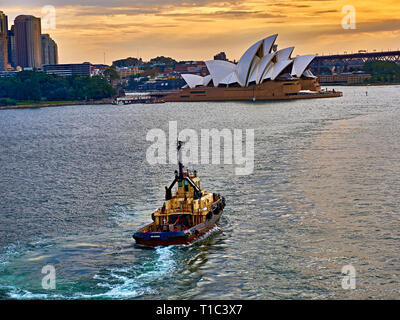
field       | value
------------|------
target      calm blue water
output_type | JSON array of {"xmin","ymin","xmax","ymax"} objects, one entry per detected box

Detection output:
[{"xmin": 0, "ymin": 86, "xmax": 399, "ymax": 299}]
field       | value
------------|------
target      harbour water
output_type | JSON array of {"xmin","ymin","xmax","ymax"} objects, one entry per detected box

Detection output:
[{"xmin": 0, "ymin": 85, "xmax": 399, "ymax": 299}]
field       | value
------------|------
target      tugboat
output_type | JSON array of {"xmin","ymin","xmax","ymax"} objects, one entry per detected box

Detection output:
[{"xmin": 133, "ymin": 141, "xmax": 226, "ymax": 246}]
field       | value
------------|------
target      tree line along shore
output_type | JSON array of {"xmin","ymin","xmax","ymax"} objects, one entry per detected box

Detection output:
[
  {"xmin": 0, "ymin": 70, "xmax": 116, "ymax": 108},
  {"xmin": 1, "ymin": 61, "xmax": 399, "ymax": 108}
]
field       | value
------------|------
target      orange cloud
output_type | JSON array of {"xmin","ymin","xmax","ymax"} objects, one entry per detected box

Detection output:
[{"xmin": 2, "ymin": 0, "xmax": 400, "ymax": 64}]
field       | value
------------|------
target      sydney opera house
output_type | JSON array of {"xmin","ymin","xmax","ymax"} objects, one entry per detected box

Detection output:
[{"xmin": 161, "ymin": 34, "xmax": 342, "ymax": 102}]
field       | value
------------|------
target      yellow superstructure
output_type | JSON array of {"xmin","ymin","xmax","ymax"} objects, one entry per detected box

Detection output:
[{"xmin": 150, "ymin": 171, "xmax": 219, "ymax": 232}]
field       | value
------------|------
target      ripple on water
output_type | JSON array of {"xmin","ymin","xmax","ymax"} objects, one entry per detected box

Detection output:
[{"xmin": 1, "ymin": 86, "xmax": 400, "ymax": 299}]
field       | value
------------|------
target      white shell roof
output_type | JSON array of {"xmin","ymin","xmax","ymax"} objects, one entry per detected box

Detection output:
[
  {"xmin": 202, "ymin": 74, "xmax": 212, "ymax": 86},
  {"xmin": 263, "ymin": 34, "xmax": 278, "ymax": 55},
  {"xmin": 291, "ymin": 55, "xmax": 316, "ymax": 78},
  {"xmin": 181, "ymin": 74, "xmax": 205, "ymax": 89},
  {"xmin": 261, "ymin": 47, "xmax": 295, "ymax": 81},
  {"xmin": 262, "ymin": 59, "xmax": 293, "ymax": 81},
  {"xmin": 271, "ymin": 60, "xmax": 293, "ymax": 80},
  {"xmin": 180, "ymin": 35, "xmax": 316, "ymax": 89},
  {"xmin": 256, "ymin": 52, "xmax": 275, "ymax": 84},
  {"xmin": 262, "ymin": 64, "xmax": 274, "ymax": 81},
  {"xmin": 204, "ymin": 60, "xmax": 236, "ymax": 87},
  {"xmin": 276, "ymin": 47, "xmax": 295, "ymax": 61},
  {"xmin": 235, "ymin": 39, "xmax": 263, "ymax": 87},
  {"xmin": 247, "ymin": 56, "xmax": 261, "ymax": 85},
  {"xmin": 220, "ymin": 71, "xmax": 239, "ymax": 85},
  {"xmin": 302, "ymin": 69, "xmax": 317, "ymax": 78}
]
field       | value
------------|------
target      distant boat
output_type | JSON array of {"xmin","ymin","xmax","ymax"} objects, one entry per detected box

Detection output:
[{"xmin": 113, "ymin": 96, "xmax": 164, "ymax": 105}]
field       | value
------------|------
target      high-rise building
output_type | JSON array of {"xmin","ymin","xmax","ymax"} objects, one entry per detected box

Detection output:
[
  {"xmin": 0, "ymin": 11, "xmax": 8, "ymax": 71},
  {"xmin": 7, "ymin": 26, "xmax": 16, "ymax": 69},
  {"xmin": 14, "ymin": 15, "xmax": 42, "ymax": 69},
  {"xmin": 41, "ymin": 34, "xmax": 58, "ymax": 66}
]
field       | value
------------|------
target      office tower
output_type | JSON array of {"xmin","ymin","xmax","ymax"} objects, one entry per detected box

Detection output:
[
  {"xmin": 0, "ymin": 11, "xmax": 8, "ymax": 71},
  {"xmin": 41, "ymin": 34, "xmax": 58, "ymax": 66},
  {"xmin": 7, "ymin": 26, "xmax": 16, "ymax": 69},
  {"xmin": 14, "ymin": 15, "xmax": 42, "ymax": 69}
]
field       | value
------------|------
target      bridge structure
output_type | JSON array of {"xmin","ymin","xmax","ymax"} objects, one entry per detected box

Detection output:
[{"xmin": 310, "ymin": 50, "xmax": 400, "ymax": 74}]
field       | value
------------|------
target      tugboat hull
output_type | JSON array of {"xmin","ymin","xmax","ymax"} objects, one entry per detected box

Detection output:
[{"xmin": 133, "ymin": 199, "xmax": 224, "ymax": 247}]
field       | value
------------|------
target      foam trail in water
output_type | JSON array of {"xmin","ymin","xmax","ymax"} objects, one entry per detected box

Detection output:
[
  {"xmin": 0, "ymin": 246, "xmax": 176, "ymax": 300},
  {"xmin": 80, "ymin": 246, "xmax": 176, "ymax": 299},
  {"xmin": 0, "ymin": 243, "xmax": 23, "ymax": 267}
]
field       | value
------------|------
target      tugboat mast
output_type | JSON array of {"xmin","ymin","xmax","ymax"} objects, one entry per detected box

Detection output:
[
  {"xmin": 177, "ymin": 140, "xmax": 184, "ymax": 180},
  {"xmin": 164, "ymin": 140, "xmax": 202, "ymax": 201}
]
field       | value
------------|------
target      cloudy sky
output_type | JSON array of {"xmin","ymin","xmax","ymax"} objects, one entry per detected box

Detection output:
[{"xmin": 2, "ymin": 0, "xmax": 400, "ymax": 64}]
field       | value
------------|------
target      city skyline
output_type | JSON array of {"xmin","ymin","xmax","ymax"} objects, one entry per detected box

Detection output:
[
  {"xmin": 1, "ymin": 0, "xmax": 400, "ymax": 65},
  {"xmin": 0, "ymin": 11, "xmax": 59, "ymax": 71}
]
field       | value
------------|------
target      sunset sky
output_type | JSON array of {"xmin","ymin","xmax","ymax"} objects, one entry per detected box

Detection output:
[{"xmin": 2, "ymin": 0, "xmax": 400, "ymax": 64}]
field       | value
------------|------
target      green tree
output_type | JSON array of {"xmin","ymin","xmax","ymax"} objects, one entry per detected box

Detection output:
[
  {"xmin": 0, "ymin": 71, "xmax": 115, "ymax": 103},
  {"xmin": 363, "ymin": 61, "xmax": 400, "ymax": 84},
  {"xmin": 104, "ymin": 66, "xmax": 120, "ymax": 83},
  {"xmin": 112, "ymin": 57, "xmax": 142, "ymax": 67}
]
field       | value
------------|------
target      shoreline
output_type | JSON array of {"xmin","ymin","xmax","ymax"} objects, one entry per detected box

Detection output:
[
  {"xmin": 0, "ymin": 99, "xmax": 114, "ymax": 111},
  {"xmin": 1, "ymin": 83, "xmax": 397, "ymax": 111},
  {"xmin": 321, "ymin": 82, "xmax": 400, "ymax": 87}
]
